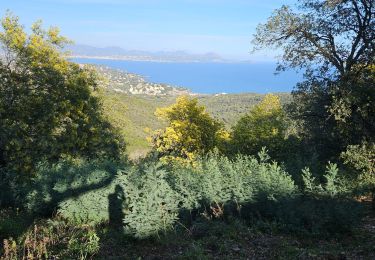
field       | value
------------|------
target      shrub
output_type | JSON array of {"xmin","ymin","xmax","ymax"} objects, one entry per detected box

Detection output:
[
  {"xmin": 168, "ymin": 151, "xmax": 296, "ymax": 221},
  {"xmin": 278, "ymin": 163, "xmax": 363, "ymax": 236},
  {"xmin": 23, "ymin": 159, "xmax": 179, "ymax": 238},
  {"xmin": 121, "ymin": 164, "xmax": 179, "ymax": 239},
  {"xmin": 241, "ymin": 161, "xmax": 364, "ymax": 236},
  {"xmin": 21, "ymin": 153, "xmax": 364, "ymax": 239},
  {"xmin": 341, "ymin": 142, "xmax": 375, "ymax": 176},
  {"xmin": 24, "ymin": 159, "xmax": 120, "ymax": 220},
  {"xmin": 261, "ymin": 196, "xmax": 364, "ymax": 236}
]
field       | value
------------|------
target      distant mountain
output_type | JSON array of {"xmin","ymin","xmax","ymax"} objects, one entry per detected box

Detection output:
[{"xmin": 65, "ymin": 44, "xmax": 225, "ymax": 62}]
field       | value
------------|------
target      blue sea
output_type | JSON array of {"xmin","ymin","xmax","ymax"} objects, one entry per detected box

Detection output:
[{"xmin": 73, "ymin": 58, "xmax": 303, "ymax": 94}]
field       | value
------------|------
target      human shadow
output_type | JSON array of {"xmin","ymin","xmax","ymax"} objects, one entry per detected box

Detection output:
[
  {"xmin": 31, "ymin": 160, "xmax": 120, "ymax": 216},
  {"xmin": 0, "ymin": 160, "xmax": 123, "ymax": 241},
  {"xmin": 108, "ymin": 184, "xmax": 125, "ymax": 230}
]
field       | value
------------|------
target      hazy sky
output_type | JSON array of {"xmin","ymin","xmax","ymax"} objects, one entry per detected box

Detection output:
[{"xmin": 0, "ymin": 0, "xmax": 297, "ymax": 60}]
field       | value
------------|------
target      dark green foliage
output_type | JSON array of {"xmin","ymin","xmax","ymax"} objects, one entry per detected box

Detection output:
[
  {"xmin": 0, "ymin": 209, "xmax": 34, "ymax": 241},
  {"xmin": 330, "ymin": 69, "xmax": 375, "ymax": 145},
  {"xmin": 288, "ymin": 69, "xmax": 375, "ymax": 165},
  {"xmin": 0, "ymin": 168, "xmax": 18, "ymax": 207},
  {"xmin": 255, "ymin": 196, "xmax": 364, "ymax": 236},
  {"xmin": 341, "ymin": 142, "xmax": 375, "ymax": 208},
  {"xmin": 241, "ymin": 163, "xmax": 364, "ymax": 237},
  {"xmin": 7, "ymin": 153, "xmax": 366, "ymax": 240},
  {"xmin": 24, "ymin": 159, "xmax": 120, "ymax": 220}
]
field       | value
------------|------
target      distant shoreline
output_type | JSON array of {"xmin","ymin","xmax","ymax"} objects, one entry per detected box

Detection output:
[
  {"xmin": 66, "ymin": 55, "xmax": 251, "ymax": 64},
  {"xmin": 71, "ymin": 57, "xmax": 300, "ymax": 94}
]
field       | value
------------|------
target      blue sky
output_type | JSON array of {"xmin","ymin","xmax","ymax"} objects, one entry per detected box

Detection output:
[{"xmin": 0, "ymin": 0, "xmax": 297, "ymax": 60}]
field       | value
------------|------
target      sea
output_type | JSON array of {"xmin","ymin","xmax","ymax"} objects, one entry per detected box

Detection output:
[{"xmin": 72, "ymin": 58, "xmax": 303, "ymax": 94}]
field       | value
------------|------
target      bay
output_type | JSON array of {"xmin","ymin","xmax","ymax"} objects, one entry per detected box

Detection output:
[{"xmin": 72, "ymin": 58, "xmax": 303, "ymax": 94}]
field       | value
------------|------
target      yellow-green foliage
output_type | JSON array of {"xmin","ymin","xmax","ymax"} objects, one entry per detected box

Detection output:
[
  {"xmin": 231, "ymin": 94, "xmax": 287, "ymax": 158},
  {"xmin": 0, "ymin": 13, "xmax": 125, "ymax": 176},
  {"xmin": 150, "ymin": 96, "xmax": 229, "ymax": 164}
]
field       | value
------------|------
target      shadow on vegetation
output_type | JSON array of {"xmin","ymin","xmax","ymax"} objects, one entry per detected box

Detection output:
[
  {"xmin": 108, "ymin": 184, "xmax": 125, "ymax": 230},
  {"xmin": 0, "ymin": 160, "xmax": 121, "ymax": 241}
]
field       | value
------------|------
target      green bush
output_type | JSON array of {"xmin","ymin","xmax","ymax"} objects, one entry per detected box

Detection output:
[
  {"xmin": 20, "ymin": 152, "xmax": 365, "ymax": 239},
  {"xmin": 23, "ymin": 159, "xmax": 179, "ymax": 238},
  {"xmin": 122, "ymin": 164, "xmax": 179, "ymax": 238},
  {"xmin": 231, "ymin": 94, "xmax": 287, "ymax": 160},
  {"xmin": 24, "ymin": 159, "xmax": 120, "ymax": 220},
  {"xmin": 268, "ymin": 164, "xmax": 363, "ymax": 236},
  {"xmin": 168, "ymin": 151, "xmax": 296, "ymax": 221},
  {"xmin": 273, "ymin": 196, "xmax": 363, "ymax": 236}
]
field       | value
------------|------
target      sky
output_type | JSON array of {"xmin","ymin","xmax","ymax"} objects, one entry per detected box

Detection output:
[{"xmin": 0, "ymin": 0, "xmax": 297, "ymax": 60}]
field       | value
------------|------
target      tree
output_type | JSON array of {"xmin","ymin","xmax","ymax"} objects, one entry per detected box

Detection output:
[
  {"xmin": 231, "ymin": 94, "xmax": 287, "ymax": 159},
  {"xmin": 253, "ymin": 0, "xmax": 375, "ymax": 77},
  {"xmin": 0, "ymin": 13, "xmax": 125, "ymax": 177},
  {"xmin": 149, "ymin": 96, "xmax": 228, "ymax": 164},
  {"xmin": 253, "ymin": 0, "xmax": 375, "ymax": 160}
]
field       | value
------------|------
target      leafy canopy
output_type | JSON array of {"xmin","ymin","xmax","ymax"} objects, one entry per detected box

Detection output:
[
  {"xmin": 231, "ymin": 94, "xmax": 287, "ymax": 159},
  {"xmin": 149, "ymin": 96, "xmax": 228, "ymax": 164},
  {"xmin": 253, "ymin": 0, "xmax": 375, "ymax": 162},
  {"xmin": 253, "ymin": 0, "xmax": 375, "ymax": 77},
  {"xmin": 0, "ymin": 13, "xmax": 125, "ymax": 176}
]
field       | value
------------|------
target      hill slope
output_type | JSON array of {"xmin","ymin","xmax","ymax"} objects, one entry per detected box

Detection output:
[{"xmin": 96, "ymin": 66, "xmax": 291, "ymax": 158}]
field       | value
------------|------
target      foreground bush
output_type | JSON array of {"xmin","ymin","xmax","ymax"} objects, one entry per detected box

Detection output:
[
  {"xmin": 24, "ymin": 159, "xmax": 120, "ymax": 221},
  {"xmin": 169, "ymin": 150, "xmax": 296, "ymax": 213},
  {"xmin": 20, "ymin": 153, "xmax": 365, "ymax": 239},
  {"xmin": 248, "ymin": 163, "xmax": 364, "ymax": 236},
  {"xmin": 121, "ymin": 164, "xmax": 179, "ymax": 238},
  {"xmin": 24, "ymin": 160, "xmax": 180, "ymax": 238}
]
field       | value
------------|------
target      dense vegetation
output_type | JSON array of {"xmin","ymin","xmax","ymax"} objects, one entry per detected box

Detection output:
[
  {"xmin": 99, "ymin": 88, "xmax": 292, "ymax": 159},
  {"xmin": 1, "ymin": 0, "xmax": 375, "ymax": 258}
]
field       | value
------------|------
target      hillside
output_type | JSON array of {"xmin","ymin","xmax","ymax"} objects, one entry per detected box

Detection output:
[
  {"xmin": 96, "ymin": 66, "xmax": 190, "ymax": 96},
  {"xmin": 97, "ymin": 66, "xmax": 291, "ymax": 158}
]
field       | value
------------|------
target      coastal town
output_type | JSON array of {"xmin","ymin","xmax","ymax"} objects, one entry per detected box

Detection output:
[{"xmin": 95, "ymin": 65, "xmax": 191, "ymax": 96}]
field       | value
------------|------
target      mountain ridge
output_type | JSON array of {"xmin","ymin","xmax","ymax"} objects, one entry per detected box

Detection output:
[{"xmin": 67, "ymin": 44, "xmax": 225, "ymax": 62}]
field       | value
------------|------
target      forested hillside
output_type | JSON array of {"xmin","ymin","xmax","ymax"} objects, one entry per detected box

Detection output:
[
  {"xmin": 94, "ymin": 65, "xmax": 292, "ymax": 157},
  {"xmin": 99, "ymin": 89, "xmax": 291, "ymax": 158}
]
